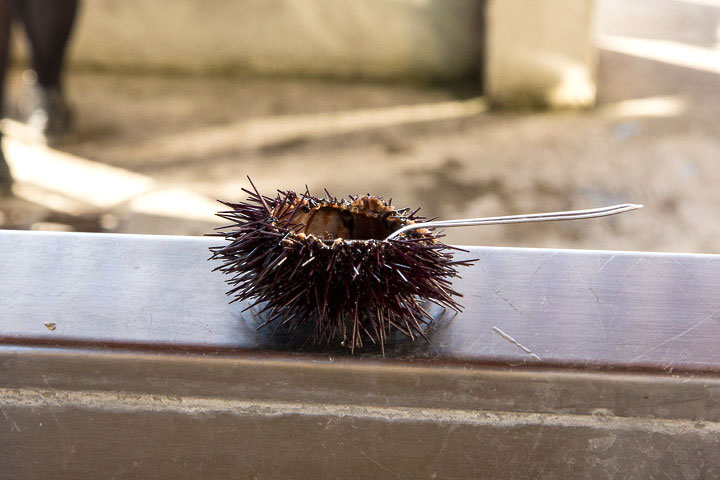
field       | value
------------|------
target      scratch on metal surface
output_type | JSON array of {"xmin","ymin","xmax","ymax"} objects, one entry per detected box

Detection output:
[
  {"xmin": 569, "ymin": 264, "xmax": 606, "ymax": 340},
  {"xmin": 62, "ymin": 440, "xmax": 79, "ymax": 472},
  {"xmin": 598, "ymin": 254, "xmax": 617, "ymax": 273},
  {"xmin": 431, "ymin": 425, "xmax": 455, "ymax": 466},
  {"xmin": 491, "ymin": 291, "xmax": 534, "ymax": 321},
  {"xmin": 350, "ymin": 442, "xmax": 401, "ymax": 478},
  {"xmin": 647, "ymin": 394, "xmax": 720, "ymax": 409},
  {"xmin": 669, "ymin": 256, "xmax": 691, "ymax": 274},
  {"xmin": 631, "ymin": 318, "xmax": 711, "ymax": 362},
  {"xmin": 1, "ymin": 408, "xmax": 22, "ymax": 432},
  {"xmin": 492, "ymin": 326, "xmax": 542, "ymax": 361},
  {"xmin": 529, "ymin": 424, "xmax": 545, "ymax": 453},
  {"xmin": 622, "ymin": 258, "xmax": 644, "ymax": 282},
  {"xmin": 533, "ymin": 252, "xmax": 557, "ymax": 276},
  {"xmin": 577, "ymin": 275, "xmax": 600, "ymax": 304},
  {"xmin": 51, "ymin": 411, "xmax": 65, "ymax": 431}
]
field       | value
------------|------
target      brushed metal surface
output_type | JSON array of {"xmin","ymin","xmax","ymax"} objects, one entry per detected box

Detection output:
[
  {"xmin": 3, "ymin": 230, "xmax": 720, "ymax": 479},
  {"xmin": 2, "ymin": 390, "xmax": 718, "ymax": 480},
  {"xmin": 1, "ymin": 230, "xmax": 720, "ymax": 371}
]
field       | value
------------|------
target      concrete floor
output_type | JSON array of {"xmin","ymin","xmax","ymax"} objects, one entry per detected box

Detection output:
[{"xmin": 1, "ymin": 0, "xmax": 719, "ymax": 254}]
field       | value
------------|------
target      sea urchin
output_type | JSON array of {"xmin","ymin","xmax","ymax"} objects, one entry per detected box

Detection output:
[{"xmin": 210, "ymin": 179, "xmax": 475, "ymax": 352}]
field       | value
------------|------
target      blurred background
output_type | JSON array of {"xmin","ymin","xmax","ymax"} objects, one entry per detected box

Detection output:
[{"xmin": 0, "ymin": 0, "xmax": 718, "ymax": 253}]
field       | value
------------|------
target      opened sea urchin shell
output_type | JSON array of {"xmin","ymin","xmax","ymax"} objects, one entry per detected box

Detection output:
[{"xmin": 210, "ymin": 181, "xmax": 475, "ymax": 352}]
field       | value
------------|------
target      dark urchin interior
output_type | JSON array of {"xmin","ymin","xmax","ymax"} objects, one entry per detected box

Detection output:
[{"xmin": 210, "ymin": 183, "xmax": 474, "ymax": 352}]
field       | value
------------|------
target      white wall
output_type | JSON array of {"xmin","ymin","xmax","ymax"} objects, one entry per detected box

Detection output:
[
  {"xmin": 15, "ymin": 0, "xmax": 596, "ymax": 108},
  {"xmin": 65, "ymin": 0, "xmax": 484, "ymax": 81}
]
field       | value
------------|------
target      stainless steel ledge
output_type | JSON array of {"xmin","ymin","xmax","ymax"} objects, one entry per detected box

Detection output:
[{"xmin": 1, "ymin": 230, "xmax": 719, "ymax": 478}]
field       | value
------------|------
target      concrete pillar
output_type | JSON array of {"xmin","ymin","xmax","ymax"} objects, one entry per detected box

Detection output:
[{"xmin": 484, "ymin": 0, "xmax": 596, "ymax": 109}]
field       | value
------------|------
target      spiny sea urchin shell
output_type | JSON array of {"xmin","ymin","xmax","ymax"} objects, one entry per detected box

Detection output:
[{"xmin": 210, "ymin": 179, "xmax": 475, "ymax": 353}]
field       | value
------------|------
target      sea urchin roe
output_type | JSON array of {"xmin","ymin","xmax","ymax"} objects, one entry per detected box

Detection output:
[{"xmin": 296, "ymin": 197, "xmax": 405, "ymax": 241}]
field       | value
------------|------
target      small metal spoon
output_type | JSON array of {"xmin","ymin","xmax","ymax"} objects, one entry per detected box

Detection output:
[{"xmin": 385, "ymin": 203, "xmax": 643, "ymax": 241}]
